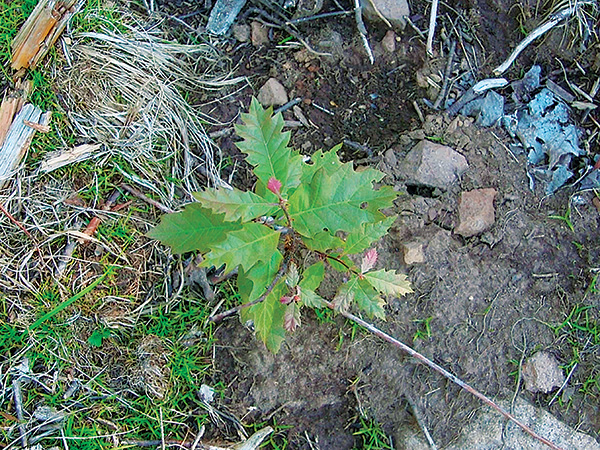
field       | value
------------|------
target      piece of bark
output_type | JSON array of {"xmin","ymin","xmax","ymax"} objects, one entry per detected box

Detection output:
[
  {"xmin": 12, "ymin": 0, "xmax": 79, "ymax": 71},
  {"xmin": 0, "ymin": 80, "xmax": 32, "ymax": 147},
  {"xmin": 40, "ymin": 143, "xmax": 101, "ymax": 172},
  {"xmin": 0, "ymin": 104, "xmax": 51, "ymax": 189}
]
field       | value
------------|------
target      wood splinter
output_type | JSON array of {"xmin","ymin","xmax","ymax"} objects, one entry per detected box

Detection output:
[{"xmin": 11, "ymin": 0, "xmax": 80, "ymax": 71}]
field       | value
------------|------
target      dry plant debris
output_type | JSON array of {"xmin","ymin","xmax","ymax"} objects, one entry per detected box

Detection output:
[
  {"xmin": 57, "ymin": 17, "xmax": 242, "ymax": 198},
  {"xmin": 0, "ymin": 80, "xmax": 51, "ymax": 189},
  {"xmin": 11, "ymin": 0, "xmax": 80, "ymax": 71}
]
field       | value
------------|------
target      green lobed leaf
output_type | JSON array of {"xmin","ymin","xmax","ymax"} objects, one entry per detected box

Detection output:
[
  {"xmin": 245, "ymin": 281, "xmax": 287, "ymax": 353},
  {"xmin": 299, "ymin": 261, "xmax": 325, "ymax": 291},
  {"xmin": 238, "ymin": 251, "xmax": 284, "ymax": 303},
  {"xmin": 299, "ymin": 146, "xmax": 343, "ymax": 184},
  {"xmin": 193, "ymin": 188, "xmax": 277, "ymax": 222},
  {"xmin": 300, "ymin": 289, "xmax": 326, "ymax": 308},
  {"xmin": 344, "ymin": 216, "xmax": 396, "ymax": 255},
  {"xmin": 288, "ymin": 158, "xmax": 398, "ymax": 238},
  {"xmin": 300, "ymin": 231, "xmax": 345, "ymax": 253},
  {"xmin": 353, "ymin": 277, "xmax": 386, "ymax": 319},
  {"xmin": 364, "ymin": 269, "xmax": 413, "ymax": 297},
  {"xmin": 334, "ymin": 275, "xmax": 386, "ymax": 319},
  {"xmin": 235, "ymin": 98, "xmax": 302, "ymax": 192},
  {"xmin": 147, "ymin": 204, "xmax": 241, "ymax": 254},
  {"xmin": 201, "ymin": 223, "xmax": 280, "ymax": 275}
]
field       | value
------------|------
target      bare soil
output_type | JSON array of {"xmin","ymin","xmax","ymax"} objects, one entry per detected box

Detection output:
[{"xmin": 162, "ymin": 0, "xmax": 600, "ymax": 448}]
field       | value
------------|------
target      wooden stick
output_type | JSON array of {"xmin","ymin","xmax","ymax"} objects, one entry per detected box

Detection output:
[
  {"xmin": 493, "ymin": 7, "xmax": 575, "ymax": 75},
  {"xmin": 332, "ymin": 304, "xmax": 566, "ymax": 450},
  {"xmin": 426, "ymin": 0, "xmax": 439, "ymax": 57}
]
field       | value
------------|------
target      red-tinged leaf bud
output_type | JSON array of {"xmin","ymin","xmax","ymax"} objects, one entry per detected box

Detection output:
[
  {"xmin": 267, "ymin": 177, "xmax": 282, "ymax": 195},
  {"xmin": 280, "ymin": 295, "xmax": 293, "ymax": 305},
  {"xmin": 361, "ymin": 248, "xmax": 378, "ymax": 273}
]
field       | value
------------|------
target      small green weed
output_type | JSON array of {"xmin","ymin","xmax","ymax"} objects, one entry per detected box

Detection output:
[
  {"xmin": 549, "ymin": 207, "xmax": 575, "ymax": 232},
  {"xmin": 352, "ymin": 415, "xmax": 394, "ymax": 450},
  {"xmin": 251, "ymin": 418, "xmax": 292, "ymax": 449},
  {"xmin": 553, "ymin": 305, "xmax": 600, "ymax": 397},
  {"xmin": 413, "ymin": 316, "xmax": 433, "ymax": 341}
]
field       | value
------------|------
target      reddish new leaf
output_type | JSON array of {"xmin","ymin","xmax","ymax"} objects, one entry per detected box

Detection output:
[{"xmin": 361, "ymin": 248, "xmax": 378, "ymax": 273}]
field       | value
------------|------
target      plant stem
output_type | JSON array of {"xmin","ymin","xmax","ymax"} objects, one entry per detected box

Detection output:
[
  {"xmin": 329, "ymin": 302, "xmax": 565, "ymax": 450},
  {"xmin": 210, "ymin": 258, "xmax": 290, "ymax": 323}
]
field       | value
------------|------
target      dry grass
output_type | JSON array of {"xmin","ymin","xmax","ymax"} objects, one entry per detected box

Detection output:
[{"xmin": 59, "ymin": 12, "xmax": 245, "ymax": 198}]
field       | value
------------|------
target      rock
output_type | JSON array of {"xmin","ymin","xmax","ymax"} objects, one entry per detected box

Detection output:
[
  {"xmin": 461, "ymin": 90, "xmax": 505, "ymax": 127},
  {"xmin": 398, "ymin": 140, "xmax": 469, "ymax": 189},
  {"xmin": 360, "ymin": 0, "xmax": 410, "ymax": 28},
  {"xmin": 444, "ymin": 397, "xmax": 600, "ymax": 450},
  {"xmin": 381, "ymin": 30, "xmax": 396, "ymax": 53},
  {"xmin": 383, "ymin": 148, "xmax": 397, "ymax": 167},
  {"xmin": 455, "ymin": 188, "xmax": 497, "ymax": 237},
  {"xmin": 251, "ymin": 21, "xmax": 269, "ymax": 46},
  {"xmin": 522, "ymin": 351, "xmax": 565, "ymax": 393},
  {"xmin": 257, "ymin": 78, "xmax": 288, "ymax": 107},
  {"xmin": 206, "ymin": 0, "xmax": 247, "ymax": 35},
  {"xmin": 401, "ymin": 241, "xmax": 425, "ymax": 265},
  {"xmin": 232, "ymin": 24, "xmax": 250, "ymax": 42}
]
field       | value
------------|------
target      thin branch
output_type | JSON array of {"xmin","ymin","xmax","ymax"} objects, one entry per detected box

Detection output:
[
  {"xmin": 330, "ymin": 303, "xmax": 566, "ymax": 450},
  {"xmin": 354, "ymin": 0, "xmax": 374, "ymax": 64},
  {"xmin": 426, "ymin": 0, "xmax": 439, "ymax": 57},
  {"xmin": 209, "ymin": 257, "xmax": 289, "ymax": 323},
  {"xmin": 121, "ymin": 183, "xmax": 175, "ymax": 214},
  {"xmin": 493, "ymin": 7, "xmax": 576, "ymax": 75},
  {"xmin": 286, "ymin": 10, "xmax": 352, "ymax": 26},
  {"xmin": 432, "ymin": 40, "xmax": 456, "ymax": 110}
]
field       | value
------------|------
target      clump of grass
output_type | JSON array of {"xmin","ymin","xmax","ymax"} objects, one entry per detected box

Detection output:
[{"xmin": 55, "ymin": 10, "xmax": 244, "ymax": 203}]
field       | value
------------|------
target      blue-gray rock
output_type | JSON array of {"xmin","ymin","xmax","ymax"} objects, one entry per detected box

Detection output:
[
  {"xmin": 207, "ymin": 0, "xmax": 247, "ymax": 35},
  {"xmin": 461, "ymin": 90, "xmax": 504, "ymax": 127}
]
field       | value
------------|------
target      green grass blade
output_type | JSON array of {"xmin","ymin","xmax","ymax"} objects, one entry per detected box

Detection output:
[{"xmin": 28, "ymin": 269, "xmax": 113, "ymax": 331}]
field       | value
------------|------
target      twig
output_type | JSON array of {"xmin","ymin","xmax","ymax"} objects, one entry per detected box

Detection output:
[
  {"xmin": 432, "ymin": 40, "xmax": 456, "ymax": 110},
  {"xmin": 0, "ymin": 201, "xmax": 39, "ymax": 247},
  {"xmin": 286, "ymin": 10, "xmax": 352, "ymax": 26},
  {"xmin": 406, "ymin": 398, "xmax": 438, "ymax": 450},
  {"xmin": 210, "ymin": 258, "xmax": 289, "ymax": 323},
  {"xmin": 274, "ymin": 97, "xmax": 302, "ymax": 115},
  {"xmin": 493, "ymin": 7, "xmax": 576, "ymax": 75},
  {"xmin": 343, "ymin": 139, "xmax": 373, "ymax": 157},
  {"xmin": 548, "ymin": 363, "xmax": 577, "ymax": 406},
  {"xmin": 412, "ymin": 100, "xmax": 425, "ymax": 123},
  {"xmin": 331, "ymin": 304, "xmax": 566, "ymax": 450},
  {"xmin": 12, "ymin": 378, "xmax": 28, "ymax": 448},
  {"xmin": 121, "ymin": 183, "xmax": 175, "ymax": 214},
  {"xmin": 78, "ymin": 189, "xmax": 122, "ymax": 244},
  {"xmin": 426, "ymin": 0, "xmax": 439, "ymax": 57},
  {"xmin": 354, "ymin": 0, "xmax": 374, "ymax": 64}
]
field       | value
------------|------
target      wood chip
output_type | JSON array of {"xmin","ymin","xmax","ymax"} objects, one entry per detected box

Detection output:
[
  {"xmin": 12, "ymin": 0, "xmax": 79, "ymax": 70},
  {"xmin": 0, "ymin": 104, "xmax": 50, "ymax": 188},
  {"xmin": 40, "ymin": 143, "xmax": 102, "ymax": 173}
]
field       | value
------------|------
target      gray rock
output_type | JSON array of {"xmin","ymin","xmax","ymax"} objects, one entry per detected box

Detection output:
[
  {"xmin": 383, "ymin": 148, "xmax": 397, "ymax": 167},
  {"xmin": 522, "ymin": 351, "xmax": 565, "ymax": 393},
  {"xmin": 360, "ymin": 0, "xmax": 410, "ymax": 28},
  {"xmin": 401, "ymin": 241, "xmax": 425, "ymax": 265},
  {"xmin": 251, "ymin": 21, "xmax": 269, "ymax": 46},
  {"xmin": 381, "ymin": 30, "xmax": 396, "ymax": 53},
  {"xmin": 444, "ymin": 397, "xmax": 600, "ymax": 450},
  {"xmin": 206, "ymin": 0, "xmax": 247, "ymax": 35},
  {"xmin": 257, "ymin": 78, "xmax": 288, "ymax": 107},
  {"xmin": 398, "ymin": 140, "xmax": 468, "ymax": 189},
  {"xmin": 455, "ymin": 188, "xmax": 497, "ymax": 237},
  {"xmin": 232, "ymin": 24, "xmax": 250, "ymax": 42}
]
